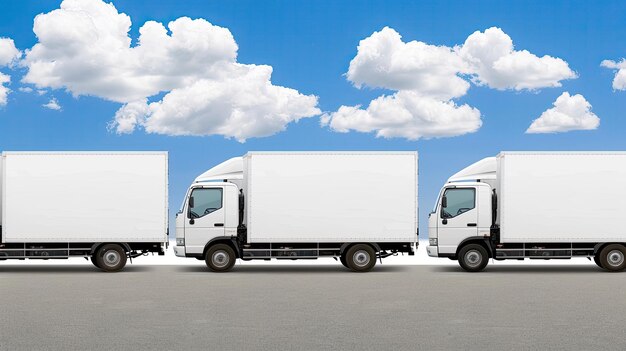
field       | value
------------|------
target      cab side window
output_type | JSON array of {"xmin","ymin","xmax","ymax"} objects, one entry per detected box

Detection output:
[
  {"xmin": 441, "ymin": 188, "xmax": 475, "ymax": 219},
  {"xmin": 189, "ymin": 188, "xmax": 223, "ymax": 219}
]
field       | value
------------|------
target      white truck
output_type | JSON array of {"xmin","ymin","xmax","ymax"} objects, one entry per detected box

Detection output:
[
  {"xmin": 0, "ymin": 152, "xmax": 168, "ymax": 272},
  {"xmin": 174, "ymin": 151, "xmax": 418, "ymax": 272},
  {"xmin": 427, "ymin": 151, "xmax": 626, "ymax": 272}
]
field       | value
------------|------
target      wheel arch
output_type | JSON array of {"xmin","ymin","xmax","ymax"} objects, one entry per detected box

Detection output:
[
  {"xmin": 593, "ymin": 242, "xmax": 626, "ymax": 255},
  {"xmin": 203, "ymin": 237, "xmax": 240, "ymax": 258},
  {"xmin": 456, "ymin": 237, "xmax": 493, "ymax": 258},
  {"xmin": 91, "ymin": 242, "xmax": 131, "ymax": 255},
  {"xmin": 340, "ymin": 242, "xmax": 380, "ymax": 255}
]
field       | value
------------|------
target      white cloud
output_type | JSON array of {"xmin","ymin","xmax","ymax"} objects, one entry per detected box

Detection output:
[
  {"xmin": 346, "ymin": 27, "xmax": 470, "ymax": 100},
  {"xmin": 526, "ymin": 92, "xmax": 599, "ymax": 133},
  {"xmin": 18, "ymin": 87, "xmax": 34, "ymax": 93},
  {"xmin": 324, "ymin": 26, "xmax": 576, "ymax": 140},
  {"xmin": 459, "ymin": 27, "xmax": 577, "ymax": 90},
  {"xmin": 113, "ymin": 65, "xmax": 319, "ymax": 142},
  {"xmin": 0, "ymin": 38, "xmax": 21, "ymax": 66},
  {"xmin": 110, "ymin": 99, "xmax": 150, "ymax": 134},
  {"xmin": 601, "ymin": 59, "xmax": 626, "ymax": 90},
  {"xmin": 21, "ymin": 0, "xmax": 319, "ymax": 141},
  {"xmin": 0, "ymin": 38, "xmax": 21, "ymax": 106},
  {"xmin": 0, "ymin": 73, "xmax": 9, "ymax": 106},
  {"xmin": 321, "ymin": 91, "xmax": 481, "ymax": 140},
  {"xmin": 42, "ymin": 97, "xmax": 61, "ymax": 110},
  {"xmin": 345, "ymin": 26, "xmax": 576, "ymax": 97}
]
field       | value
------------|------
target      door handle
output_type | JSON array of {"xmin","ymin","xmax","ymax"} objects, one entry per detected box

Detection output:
[
  {"xmin": 467, "ymin": 223, "xmax": 477, "ymax": 227},
  {"xmin": 214, "ymin": 223, "xmax": 224, "ymax": 227},
  {"xmin": 189, "ymin": 219, "xmax": 195, "ymax": 225},
  {"xmin": 442, "ymin": 219, "xmax": 448, "ymax": 225}
]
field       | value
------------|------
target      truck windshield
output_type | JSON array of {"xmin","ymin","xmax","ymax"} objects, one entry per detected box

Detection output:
[
  {"xmin": 189, "ymin": 188, "xmax": 223, "ymax": 218},
  {"xmin": 442, "ymin": 188, "xmax": 475, "ymax": 218}
]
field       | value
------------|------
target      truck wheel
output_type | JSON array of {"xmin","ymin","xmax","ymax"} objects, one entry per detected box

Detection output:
[
  {"xmin": 95, "ymin": 244, "xmax": 127, "ymax": 272},
  {"xmin": 90, "ymin": 255, "xmax": 100, "ymax": 268},
  {"xmin": 339, "ymin": 255, "xmax": 349, "ymax": 268},
  {"xmin": 345, "ymin": 244, "xmax": 376, "ymax": 272},
  {"xmin": 593, "ymin": 254, "xmax": 603, "ymax": 269},
  {"xmin": 458, "ymin": 244, "xmax": 489, "ymax": 272},
  {"xmin": 599, "ymin": 244, "xmax": 626, "ymax": 272},
  {"xmin": 206, "ymin": 244, "xmax": 236, "ymax": 272}
]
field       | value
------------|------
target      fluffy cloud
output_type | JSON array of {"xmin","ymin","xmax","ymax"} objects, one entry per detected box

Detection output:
[
  {"xmin": 0, "ymin": 38, "xmax": 20, "ymax": 66},
  {"xmin": 21, "ymin": 0, "xmax": 319, "ymax": 141},
  {"xmin": 112, "ymin": 65, "xmax": 319, "ymax": 141},
  {"xmin": 0, "ymin": 38, "xmax": 21, "ymax": 106},
  {"xmin": 526, "ymin": 92, "xmax": 599, "ymax": 133},
  {"xmin": 324, "ymin": 27, "xmax": 576, "ymax": 140},
  {"xmin": 459, "ymin": 27, "xmax": 577, "ymax": 90},
  {"xmin": 344, "ymin": 27, "xmax": 575, "ymax": 96},
  {"xmin": 43, "ymin": 97, "xmax": 61, "ymax": 110},
  {"xmin": 601, "ymin": 59, "xmax": 626, "ymax": 90},
  {"xmin": 110, "ymin": 99, "xmax": 150, "ymax": 134},
  {"xmin": 346, "ymin": 27, "xmax": 470, "ymax": 100},
  {"xmin": 0, "ymin": 73, "xmax": 9, "ymax": 106},
  {"xmin": 321, "ymin": 91, "xmax": 481, "ymax": 139}
]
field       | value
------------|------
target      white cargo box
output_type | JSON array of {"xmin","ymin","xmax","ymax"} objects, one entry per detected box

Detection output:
[
  {"xmin": 244, "ymin": 152, "xmax": 418, "ymax": 243},
  {"xmin": 498, "ymin": 152, "xmax": 626, "ymax": 243},
  {"xmin": 1, "ymin": 152, "xmax": 168, "ymax": 243}
]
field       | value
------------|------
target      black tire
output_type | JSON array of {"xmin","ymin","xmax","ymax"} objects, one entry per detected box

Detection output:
[
  {"xmin": 458, "ymin": 244, "xmax": 489, "ymax": 272},
  {"xmin": 95, "ymin": 244, "xmax": 127, "ymax": 272},
  {"xmin": 90, "ymin": 255, "xmax": 100, "ymax": 268},
  {"xmin": 205, "ymin": 244, "xmax": 236, "ymax": 272},
  {"xmin": 593, "ymin": 254, "xmax": 603, "ymax": 269},
  {"xmin": 344, "ymin": 244, "xmax": 376, "ymax": 272},
  {"xmin": 599, "ymin": 244, "xmax": 626, "ymax": 272},
  {"xmin": 339, "ymin": 255, "xmax": 349, "ymax": 268}
]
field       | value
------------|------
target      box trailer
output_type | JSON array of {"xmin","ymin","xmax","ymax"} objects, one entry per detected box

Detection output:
[
  {"xmin": 174, "ymin": 151, "xmax": 418, "ymax": 272},
  {"xmin": 0, "ymin": 152, "xmax": 168, "ymax": 271},
  {"xmin": 427, "ymin": 151, "xmax": 626, "ymax": 272}
]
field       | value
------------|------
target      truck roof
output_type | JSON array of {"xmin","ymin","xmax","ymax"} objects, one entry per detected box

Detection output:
[
  {"xmin": 2, "ymin": 151, "xmax": 167, "ymax": 156},
  {"xmin": 498, "ymin": 151, "xmax": 626, "ymax": 156}
]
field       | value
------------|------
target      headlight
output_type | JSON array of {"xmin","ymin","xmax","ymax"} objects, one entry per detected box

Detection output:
[
  {"xmin": 176, "ymin": 238, "xmax": 185, "ymax": 246},
  {"xmin": 429, "ymin": 238, "xmax": 438, "ymax": 246}
]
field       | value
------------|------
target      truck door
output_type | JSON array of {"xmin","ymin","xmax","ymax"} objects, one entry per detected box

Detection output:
[
  {"xmin": 184, "ymin": 187, "xmax": 226, "ymax": 255},
  {"xmin": 437, "ymin": 187, "xmax": 479, "ymax": 255}
]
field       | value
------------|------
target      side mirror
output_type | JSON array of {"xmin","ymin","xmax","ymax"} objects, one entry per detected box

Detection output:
[
  {"xmin": 188, "ymin": 196, "xmax": 195, "ymax": 209},
  {"xmin": 441, "ymin": 196, "xmax": 447, "ymax": 208}
]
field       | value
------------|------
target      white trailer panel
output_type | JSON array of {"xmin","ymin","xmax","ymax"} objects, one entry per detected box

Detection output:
[
  {"xmin": 498, "ymin": 152, "xmax": 626, "ymax": 243},
  {"xmin": 244, "ymin": 152, "xmax": 418, "ymax": 243},
  {"xmin": 1, "ymin": 152, "xmax": 168, "ymax": 242}
]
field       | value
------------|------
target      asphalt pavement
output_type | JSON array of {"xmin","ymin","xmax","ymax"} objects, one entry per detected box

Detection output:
[{"xmin": 0, "ymin": 264, "xmax": 624, "ymax": 350}]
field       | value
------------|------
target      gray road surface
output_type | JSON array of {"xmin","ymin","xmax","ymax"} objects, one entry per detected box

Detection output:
[{"xmin": 0, "ymin": 264, "xmax": 624, "ymax": 350}]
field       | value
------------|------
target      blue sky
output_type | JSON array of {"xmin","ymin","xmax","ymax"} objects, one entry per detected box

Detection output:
[{"xmin": 0, "ymin": 0, "xmax": 625, "ymax": 236}]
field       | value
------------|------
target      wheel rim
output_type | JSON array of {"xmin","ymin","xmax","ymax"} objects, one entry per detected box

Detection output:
[
  {"xmin": 104, "ymin": 250, "xmax": 121, "ymax": 267},
  {"xmin": 607, "ymin": 250, "xmax": 625, "ymax": 267},
  {"xmin": 353, "ymin": 250, "xmax": 371, "ymax": 267},
  {"xmin": 464, "ymin": 250, "xmax": 482, "ymax": 268},
  {"xmin": 212, "ymin": 250, "xmax": 230, "ymax": 268}
]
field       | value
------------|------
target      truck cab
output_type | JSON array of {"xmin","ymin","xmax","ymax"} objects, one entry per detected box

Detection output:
[
  {"xmin": 174, "ymin": 182, "xmax": 239, "ymax": 259},
  {"xmin": 428, "ymin": 182, "xmax": 493, "ymax": 258},
  {"xmin": 427, "ymin": 157, "xmax": 497, "ymax": 271}
]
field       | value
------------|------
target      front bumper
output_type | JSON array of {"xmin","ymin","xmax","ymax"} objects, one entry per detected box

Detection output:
[
  {"xmin": 173, "ymin": 245, "xmax": 186, "ymax": 257},
  {"xmin": 427, "ymin": 245, "xmax": 439, "ymax": 257}
]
